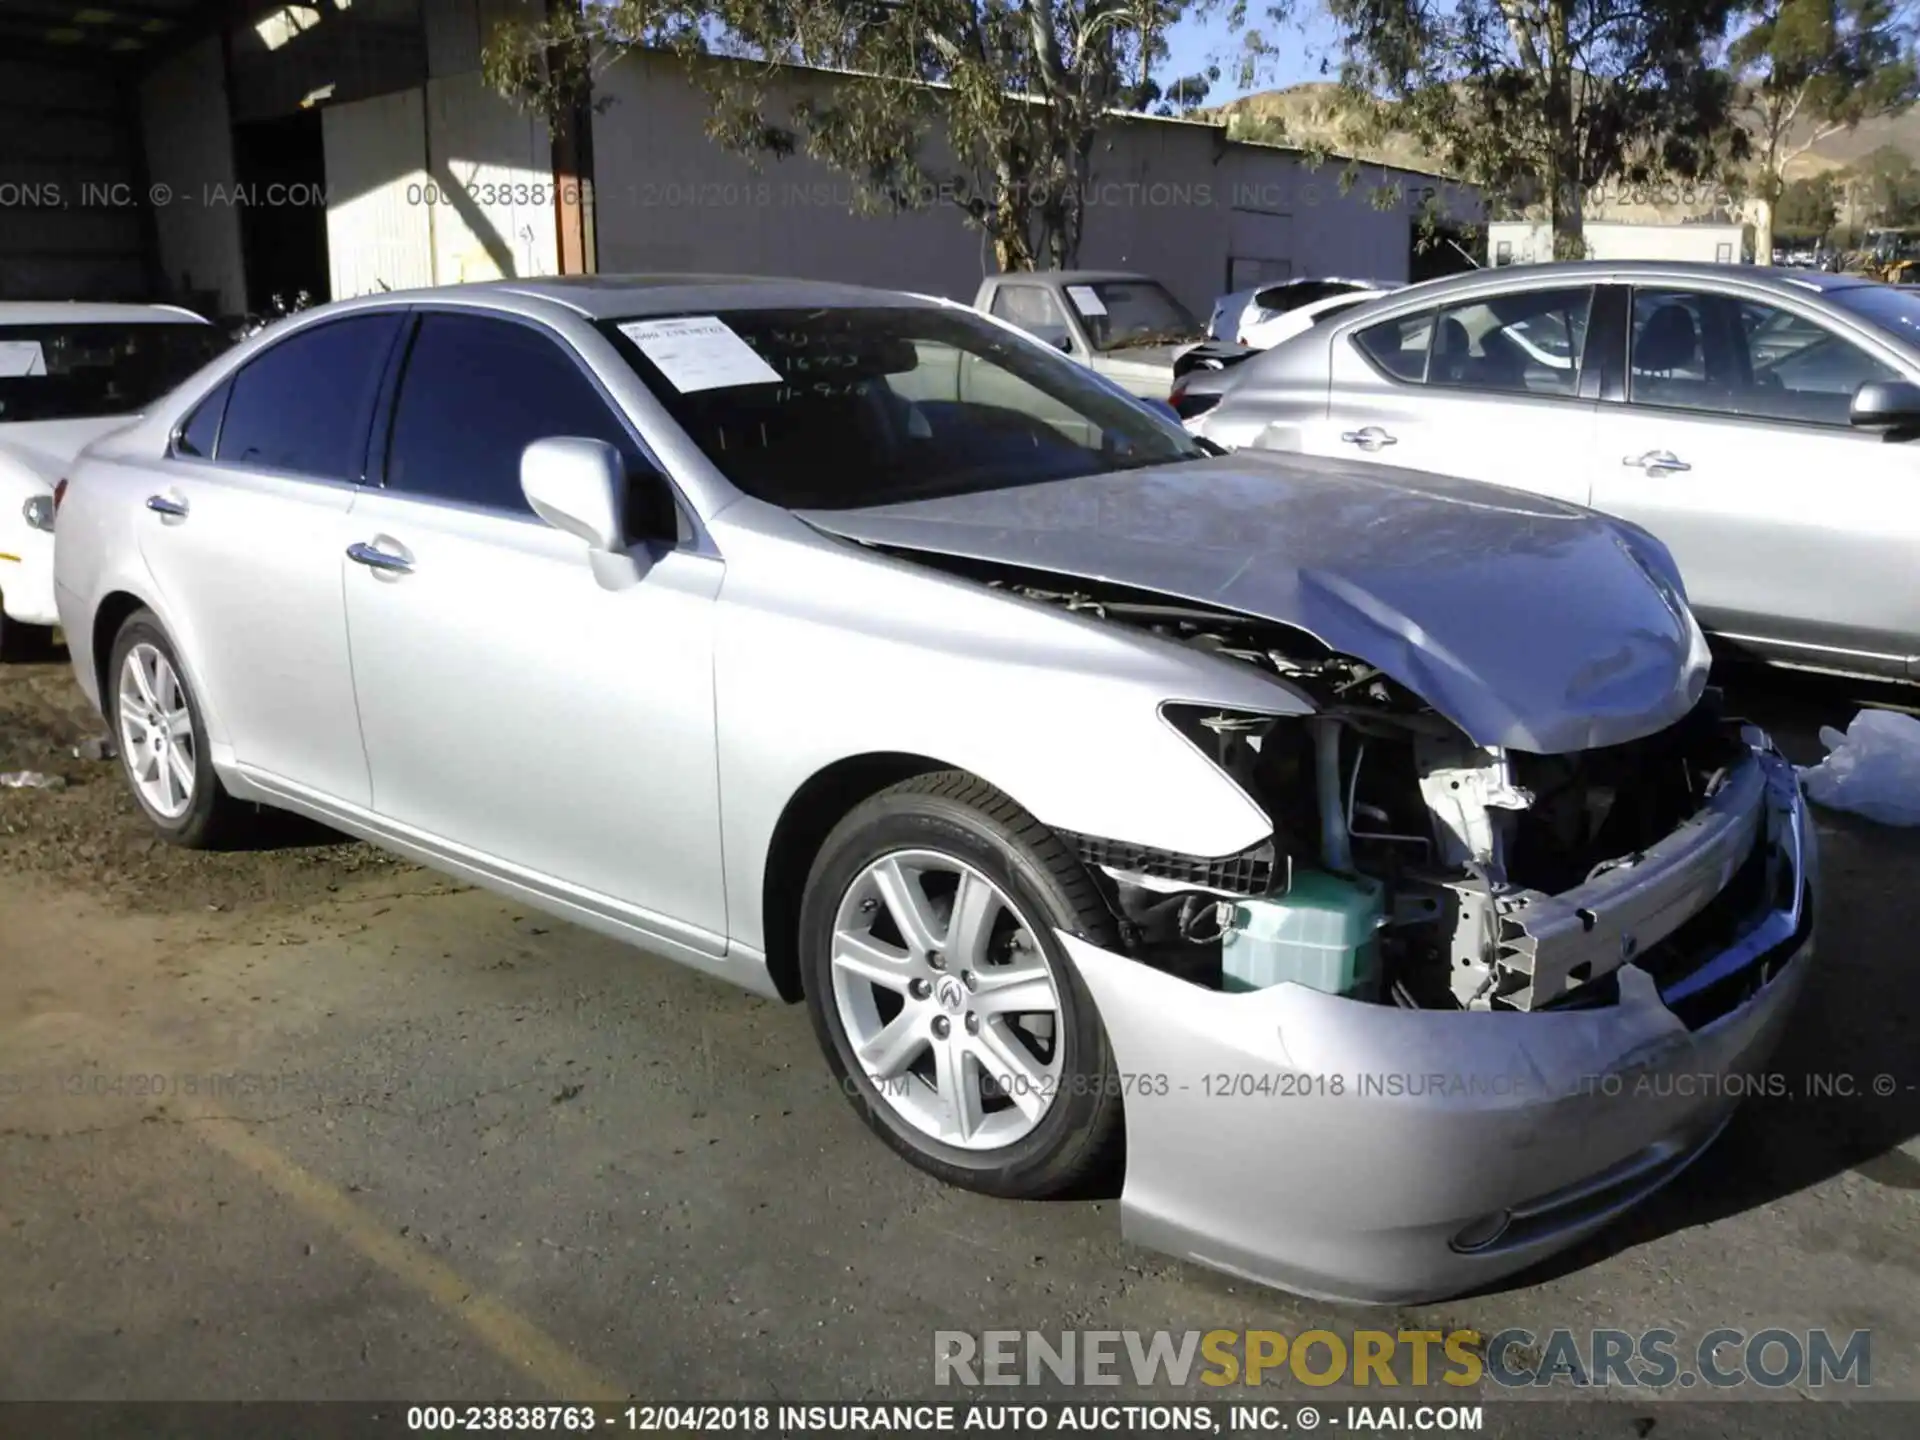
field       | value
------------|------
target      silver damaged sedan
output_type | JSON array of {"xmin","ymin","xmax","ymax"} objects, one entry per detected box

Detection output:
[{"xmin": 52, "ymin": 276, "xmax": 1815, "ymax": 1303}]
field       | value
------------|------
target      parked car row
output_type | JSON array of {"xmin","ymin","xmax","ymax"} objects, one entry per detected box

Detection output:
[
  {"xmin": 0, "ymin": 303, "xmax": 230, "ymax": 657},
  {"xmin": 42, "ymin": 268, "xmax": 1815, "ymax": 1307},
  {"xmin": 1185, "ymin": 261, "xmax": 1920, "ymax": 686}
]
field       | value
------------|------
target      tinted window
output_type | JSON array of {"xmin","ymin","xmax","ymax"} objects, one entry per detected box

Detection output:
[
  {"xmin": 1254, "ymin": 280, "xmax": 1362, "ymax": 315},
  {"xmin": 1630, "ymin": 289, "xmax": 1899, "ymax": 425},
  {"xmin": 0, "ymin": 322, "xmax": 229, "ymax": 423},
  {"xmin": 1427, "ymin": 286, "xmax": 1590, "ymax": 397},
  {"xmin": 217, "ymin": 313, "xmax": 404, "ymax": 479},
  {"xmin": 384, "ymin": 314, "xmax": 639, "ymax": 515},
  {"xmin": 598, "ymin": 306, "xmax": 1205, "ymax": 511},
  {"xmin": 1833, "ymin": 282, "xmax": 1920, "ymax": 345},
  {"xmin": 175, "ymin": 380, "xmax": 230, "ymax": 458},
  {"xmin": 1354, "ymin": 310, "xmax": 1436, "ymax": 382},
  {"xmin": 989, "ymin": 286, "xmax": 1072, "ymax": 348}
]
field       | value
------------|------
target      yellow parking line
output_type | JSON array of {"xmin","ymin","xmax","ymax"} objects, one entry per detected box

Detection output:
[{"xmin": 180, "ymin": 1101, "xmax": 629, "ymax": 1402}]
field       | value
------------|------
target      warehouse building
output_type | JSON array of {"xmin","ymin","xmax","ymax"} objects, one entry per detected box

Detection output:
[{"xmin": 0, "ymin": 0, "xmax": 1482, "ymax": 323}]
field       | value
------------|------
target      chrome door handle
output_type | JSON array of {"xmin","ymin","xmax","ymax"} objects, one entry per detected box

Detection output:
[
  {"xmin": 1340, "ymin": 426, "xmax": 1397, "ymax": 452},
  {"xmin": 346, "ymin": 541, "xmax": 413, "ymax": 574},
  {"xmin": 1625, "ymin": 450, "xmax": 1690, "ymax": 474},
  {"xmin": 145, "ymin": 493, "xmax": 188, "ymax": 518}
]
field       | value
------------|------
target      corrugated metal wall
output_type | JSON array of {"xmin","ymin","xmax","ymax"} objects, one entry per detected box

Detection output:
[
  {"xmin": 321, "ymin": 0, "xmax": 557, "ymax": 299},
  {"xmin": 0, "ymin": 56, "xmax": 149, "ymax": 300},
  {"xmin": 140, "ymin": 36, "xmax": 247, "ymax": 317},
  {"xmin": 588, "ymin": 53, "xmax": 1485, "ymax": 317},
  {"xmin": 324, "ymin": 88, "xmax": 436, "ymax": 298}
]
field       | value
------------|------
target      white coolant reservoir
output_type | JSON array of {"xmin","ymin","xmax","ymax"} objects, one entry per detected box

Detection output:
[{"xmin": 1220, "ymin": 870, "xmax": 1386, "ymax": 999}]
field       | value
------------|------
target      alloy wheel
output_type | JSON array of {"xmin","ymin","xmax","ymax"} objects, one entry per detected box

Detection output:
[
  {"xmin": 829, "ymin": 849, "xmax": 1065, "ymax": 1150},
  {"xmin": 118, "ymin": 642, "xmax": 196, "ymax": 820}
]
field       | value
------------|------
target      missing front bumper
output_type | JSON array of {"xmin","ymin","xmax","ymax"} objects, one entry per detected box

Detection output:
[{"xmin": 1053, "ymin": 748, "xmax": 1815, "ymax": 1303}]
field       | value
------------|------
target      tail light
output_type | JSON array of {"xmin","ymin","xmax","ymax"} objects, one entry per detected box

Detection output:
[{"xmin": 53, "ymin": 478, "xmax": 68, "ymax": 513}]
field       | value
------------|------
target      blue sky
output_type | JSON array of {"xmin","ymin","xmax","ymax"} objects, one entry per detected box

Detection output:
[{"xmin": 1159, "ymin": 10, "xmax": 1347, "ymax": 104}]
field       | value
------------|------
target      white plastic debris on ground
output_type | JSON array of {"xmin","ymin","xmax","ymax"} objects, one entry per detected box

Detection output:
[
  {"xmin": 0, "ymin": 771, "xmax": 66, "ymax": 790},
  {"xmin": 1798, "ymin": 708, "xmax": 1920, "ymax": 826}
]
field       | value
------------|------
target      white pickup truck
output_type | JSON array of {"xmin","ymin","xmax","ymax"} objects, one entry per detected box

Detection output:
[{"xmin": 971, "ymin": 270, "xmax": 1246, "ymax": 398}]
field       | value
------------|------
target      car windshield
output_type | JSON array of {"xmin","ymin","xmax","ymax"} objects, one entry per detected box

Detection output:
[
  {"xmin": 598, "ymin": 305, "xmax": 1208, "ymax": 510},
  {"xmin": 1826, "ymin": 282, "xmax": 1920, "ymax": 346},
  {"xmin": 1064, "ymin": 280, "xmax": 1204, "ymax": 350},
  {"xmin": 0, "ymin": 322, "xmax": 230, "ymax": 423}
]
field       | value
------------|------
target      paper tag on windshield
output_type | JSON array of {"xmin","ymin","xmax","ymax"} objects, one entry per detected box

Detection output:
[
  {"xmin": 616, "ymin": 316, "xmax": 782, "ymax": 392},
  {"xmin": 1066, "ymin": 285, "xmax": 1107, "ymax": 317},
  {"xmin": 0, "ymin": 341, "xmax": 46, "ymax": 377}
]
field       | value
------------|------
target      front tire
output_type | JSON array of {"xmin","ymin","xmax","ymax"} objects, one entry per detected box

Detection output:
[
  {"xmin": 107, "ymin": 610, "xmax": 255, "ymax": 848},
  {"xmin": 800, "ymin": 772, "xmax": 1123, "ymax": 1199}
]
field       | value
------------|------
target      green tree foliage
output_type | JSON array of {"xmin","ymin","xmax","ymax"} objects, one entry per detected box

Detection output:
[
  {"xmin": 1119, "ymin": 0, "xmax": 1220, "ymax": 111},
  {"xmin": 485, "ymin": 0, "xmax": 1201, "ymax": 272},
  {"xmin": 1773, "ymin": 169, "xmax": 1840, "ymax": 235},
  {"xmin": 1730, "ymin": 0, "xmax": 1918, "ymax": 260},
  {"xmin": 1294, "ymin": 0, "xmax": 1749, "ymax": 255},
  {"xmin": 1841, "ymin": 141, "xmax": 1920, "ymax": 228}
]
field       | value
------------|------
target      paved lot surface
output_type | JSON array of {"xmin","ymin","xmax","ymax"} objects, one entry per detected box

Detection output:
[{"xmin": 2, "ymin": 651, "xmax": 1916, "ymax": 1418}]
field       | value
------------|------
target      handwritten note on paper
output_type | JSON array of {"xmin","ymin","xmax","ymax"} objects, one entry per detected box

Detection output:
[{"xmin": 616, "ymin": 317, "xmax": 783, "ymax": 392}]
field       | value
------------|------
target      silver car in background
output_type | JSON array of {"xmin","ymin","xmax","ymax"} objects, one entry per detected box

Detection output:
[
  {"xmin": 53, "ymin": 275, "xmax": 1812, "ymax": 1304},
  {"xmin": 1194, "ymin": 261, "xmax": 1920, "ymax": 683}
]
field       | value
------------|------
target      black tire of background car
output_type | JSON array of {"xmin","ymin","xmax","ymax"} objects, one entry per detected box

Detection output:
[
  {"xmin": 0, "ymin": 604, "xmax": 54, "ymax": 662},
  {"xmin": 799, "ymin": 771, "xmax": 1125, "ymax": 1200},
  {"xmin": 107, "ymin": 610, "xmax": 259, "ymax": 849}
]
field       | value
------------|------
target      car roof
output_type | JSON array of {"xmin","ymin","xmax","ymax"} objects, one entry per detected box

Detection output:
[
  {"xmin": 997, "ymin": 270, "xmax": 1159, "ymax": 286},
  {"xmin": 357, "ymin": 273, "xmax": 945, "ymax": 321},
  {"xmin": 0, "ymin": 301, "xmax": 211, "ymax": 325},
  {"xmin": 1393, "ymin": 259, "xmax": 1879, "ymax": 300}
]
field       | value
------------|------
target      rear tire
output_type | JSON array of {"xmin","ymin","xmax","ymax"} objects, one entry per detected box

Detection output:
[
  {"xmin": 0, "ymin": 607, "xmax": 53, "ymax": 662},
  {"xmin": 800, "ymin": 771, "xmax": 1124, "ymax": 1200},
  {"xmin": 107, "ymin": 610, "xmax": 257, "ymax": 849}
]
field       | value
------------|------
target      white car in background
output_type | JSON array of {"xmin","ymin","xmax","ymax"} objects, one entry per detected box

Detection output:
[
  {"xmin": 0, "ymin": 302, "xmax": 228, "ymax": 657},
  {"xmin": 1213, "ymin": 277, "xmax": 1398, "ymax": 346},
  {"xmin": 1239, "ymin": 288, "xmax": 1393, "ymax": 350}
]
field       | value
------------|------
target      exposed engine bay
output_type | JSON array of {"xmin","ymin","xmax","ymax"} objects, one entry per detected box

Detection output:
[{"xmin": 947, "ymin": 562, "xmax": 1772, "ymax": 1016}]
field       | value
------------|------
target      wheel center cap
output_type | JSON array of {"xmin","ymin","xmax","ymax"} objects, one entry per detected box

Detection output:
[{"xmin": 934, "ymin": 975, "xmax": 966, "ymax": 1013}]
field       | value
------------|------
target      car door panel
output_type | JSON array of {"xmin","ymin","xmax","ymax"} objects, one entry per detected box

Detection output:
[
  {"xmin": 343, "ymin": 309, "xmax": 728, "ymax": 946},
  {"xmin": 1591, "ymin": 286, "xmax": 1920, "ymax": 670},
  {"xmin": 133, "ymin": 312, "xmax": 403, "ymax": 806},
  {"xmin": 1294, "ymin": 285, "xmax": 1603, "ymax": 506},
  {"xmin": 342, "ymin": 495, "xmax": 729, "ymax": 945},
  {"xmin": 136, "ymin": 464, "xmax": 368, "ymax": 802}
]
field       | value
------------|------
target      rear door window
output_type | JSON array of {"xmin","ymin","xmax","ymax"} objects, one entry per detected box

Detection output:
[
  {"xmin": 215, "ymin": 313, "xmax": 405, "ymax": 480},
  {"xmin": 1426, "ymin": 286, "xmax": 1591, "ymax": 397},
  {"xmin": 1354, "ymin": 310, "xmax": 1436, "ymax": 382}
]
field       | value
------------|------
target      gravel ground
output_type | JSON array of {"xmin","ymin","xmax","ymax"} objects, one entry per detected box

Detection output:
[{"xmin": 1, "ymin": 649, "xmax": 1916, "ymax": 1423}]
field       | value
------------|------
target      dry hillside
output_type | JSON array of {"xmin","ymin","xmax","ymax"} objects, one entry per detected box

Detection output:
[{"xmin": 1205, "ymin": 81, "xmax": 1920, "ymax": 216}]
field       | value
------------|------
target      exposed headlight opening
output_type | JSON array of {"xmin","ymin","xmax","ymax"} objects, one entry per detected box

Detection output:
[
  {"xmin": 21, "ymin": 493, "xmax": 54, "ymax": 532},
  {"xmin": 1086, "ymin": 691, "xmax": 1789, "ymax": 1023}
]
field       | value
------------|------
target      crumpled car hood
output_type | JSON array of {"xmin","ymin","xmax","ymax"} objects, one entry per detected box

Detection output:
[{"xmin": 797, "ymin": 451, "xmax": 1712, "ymax": 754}]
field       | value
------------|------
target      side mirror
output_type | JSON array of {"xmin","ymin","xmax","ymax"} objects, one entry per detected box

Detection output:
[
  {"xmin": 521, "ymin": 436, "xmax": 627, "ymax": 551},
  {"xmin": 1850, "ymin": 379, "xmax": 1920, "ymax": 429},
  {"xmin": 1050, "ymin": 333, "xmax": 1074, "ymax": 352}
]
